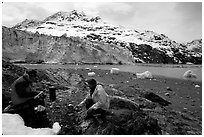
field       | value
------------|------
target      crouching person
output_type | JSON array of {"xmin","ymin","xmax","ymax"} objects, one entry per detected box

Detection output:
[
  {"xmin": 4, "ymin": 69, "xmax": 51, "ymax": 128},
  {"xmin": 76, "ymin": 79, "xmax": 113, "ymax": 121}
]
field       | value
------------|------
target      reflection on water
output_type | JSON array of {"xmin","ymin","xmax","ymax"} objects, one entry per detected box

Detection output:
[{"xmin": 18, "ymin": 64, "xmax": 202, "ymax": 82}]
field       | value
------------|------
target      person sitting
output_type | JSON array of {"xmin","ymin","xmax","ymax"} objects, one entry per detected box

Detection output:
[
  {"xmin": 5, "ymin": 69, "xmax": 51, "ymax": 128},
  {"xmin": 10, "ymin": 69, "xmax": 45, "ymax": 108},
  {"xmin": 77, "ymin": 79, "xmax": 113, "ymax": 121}
]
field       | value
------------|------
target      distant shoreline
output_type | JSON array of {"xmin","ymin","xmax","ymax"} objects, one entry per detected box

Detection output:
[
  {"xmin": 14, "ymin": 62, "xmax": 202, "ymax": 68},
  {"xmin": 15, "ymin": 63, "xmax": 202, "ymax": 82}
]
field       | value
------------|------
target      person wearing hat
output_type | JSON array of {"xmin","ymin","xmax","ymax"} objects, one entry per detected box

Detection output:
[
  {"xmin": 11, "ymin": 69, "xmax": 44, "ymax": 106},
  {"xmin": 77, "ymin": 79, "xmax": 113, "ymax": 120},
  {"xmin": 6, "ymin": 69, "xmax": 51, "ymax": 128}
]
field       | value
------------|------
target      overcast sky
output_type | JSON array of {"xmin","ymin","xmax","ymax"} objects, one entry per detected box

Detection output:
[{"xmin": 2, "ymin": 2, "xmax": 202, "ymax": 43}]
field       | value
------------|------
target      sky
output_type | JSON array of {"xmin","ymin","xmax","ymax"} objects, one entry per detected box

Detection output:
[{"xmin": 1, "ymin": 1, "xmax": 202, "ymax": 43}]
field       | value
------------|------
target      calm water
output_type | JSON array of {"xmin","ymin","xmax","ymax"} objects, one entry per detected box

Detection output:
[{"xmin": 18, "ymin": 64, "xmax": 202, "ymax": 82}]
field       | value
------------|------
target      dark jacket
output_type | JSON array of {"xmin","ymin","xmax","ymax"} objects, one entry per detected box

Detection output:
[{"xmin": 11, "ymin": 73, "xmax": 38, "ymax": 105}]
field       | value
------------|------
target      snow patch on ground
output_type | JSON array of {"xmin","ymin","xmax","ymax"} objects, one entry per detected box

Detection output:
[{"xmin": 2, "ymin": 113, "xmax": 61, "ymax": 135}]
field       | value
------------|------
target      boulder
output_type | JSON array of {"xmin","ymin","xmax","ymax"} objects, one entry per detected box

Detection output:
[
  {"xmin": 166, "ymin": 87, "xmax": 172, "ymax": 91},
  {"xmin": 85, "ymin": 67, "xmax": 91, "ymax": 70},
  {"xmin": 88, "ymin": 72, "xmax": 96, "ymax": 77},
  {"xmin": 183, "ymin": 70, "xmax": 197, "ymax": 79},
  {"xmin": 195, "ymin": 85, "xmax": 200, "ymax": 88},
  {"xmin": 2, "ymin": 113, "xmax": 61, "ymax": 135},
  {"xmin": 165, "ymin": 93, "xmax": 170, "ymax": 96},
  {"xmin": 142, "ymin": 92, "xmax": 171, "ymax": 106},
  {"xmin": 69, "ymin": 73, "xmax": 84, "ymax": 86},
  {"xmin": 136, "ymin": 71, "xmax": 153, "ymax": 79},
  {"xmin": 109, "ymin": 96, "xmax": 139, "ymax": 111},
  {"xmin": 79, "ymin": 96, "xmax": 162, "ymax": 135},
  {"xmin": 110, "ymin": 68, "xmax": 120, "ymax": 74}
]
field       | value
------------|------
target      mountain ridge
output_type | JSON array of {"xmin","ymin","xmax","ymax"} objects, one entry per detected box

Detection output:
[{"xmin": 3, "ymin": 10, "xmax": 202, "ymax": 64}]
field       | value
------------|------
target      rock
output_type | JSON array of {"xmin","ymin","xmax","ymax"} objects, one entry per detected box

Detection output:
[
  {"xmin": 195, "ymin": 85, "xmax": 200, "ymax": 88},
  {"xmin": 88, "ymin": 72, "xmax": 96, "ymax": 77},
  {"xmin": 109, "ymin": 84, "xmax": 115, "ymax": 88},
  {"xmin": 186, "ymin": 131, "xmax": 201, "ymax": 135},
  {"xmin": 136, "ymin": 71, "xmax": 153, "ymax": 79},
  {"xmin": 55, "ymin": 105, "xmax": 61, "ymax": 109},
  {"xmin": 85, "ymin": 68, "xmax": 91, "ymax": 70},
  {"xmin": 69, "ymin": 73, "xmax": 84, "ymax": 86},
  {"xmin": 143, "ymin": 92, "xmax": 171, "ymax": 106},
  {"xmin": 162, "ymin": 131, "xmax": 170, "ymax": 135},
  {"xmin": 68, "ymin": 113, "xmax": 74, "ymax": 116},
  {"xmin": 50, "ymin": 105, "xmax": 53, "ymax": 108},
  {"xmin": 137, "ymin": 97, "xmax": 157, "ymax": 109},
  {"xmin": 67, "ymin": 104, "xmax": 74, "ymax": 109},
  {"xmin": 80, "ymin": 96, "xmax": 162, "ymax": 135},
  {"xmin": 166, "ymin": 87, "xmax": 172, "ymax": 91},
  {"xmin": 109, "ymin": 96, "xmax": 139, "ymax": 111},
  {"xmin": 111, "ymin": 88, "xmax": 124, "ymax": 96},
  {"xmin": 183, "ymin": 108, "xmax": 188, "ymax": 111},
  {"xmin": 183, "ymin": 70, "xmax": 197, "ymax": 79},
  {"xmin": 80, "ymin": 121, "xmax": 91, "ymax": 132},
  {"xmin": 154, "ymin": 106, "xmax": 163, "ymax": 113},
  {"xmin": 164, "ymin": 80, "xmax": 166, "ymax": 83},
  {"xmin": 110, "ymin": 68, "xmax": 120, "ymax": 74},
  {"xmin": 165, "ymin": 93, "xmax": 170, "ymax": 96},
  {"xmin": 186, "ymin": 62, "xmax": 194, "ymax": 65}
]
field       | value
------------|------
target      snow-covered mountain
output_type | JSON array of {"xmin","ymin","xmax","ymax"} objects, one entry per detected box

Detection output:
[
  {"xmin": 3, "ymin": 10, "xmax": 202, "ymax": 64},
  {"xmin": 185, "ymin": 39, "xmax": 202, "ymax": 56}
]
